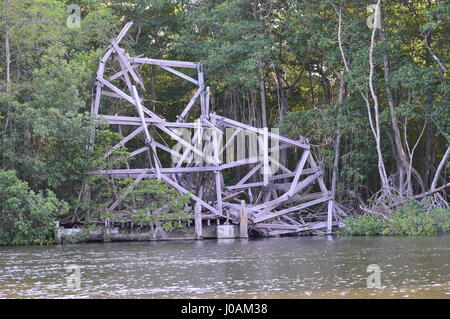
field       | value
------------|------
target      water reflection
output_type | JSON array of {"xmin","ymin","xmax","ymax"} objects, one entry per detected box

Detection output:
[{"xmin": 0, "ymin": 236, "xmax": 448, "ymax": 298}]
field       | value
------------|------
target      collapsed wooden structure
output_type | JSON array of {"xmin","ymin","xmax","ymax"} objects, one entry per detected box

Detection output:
[{"xmin": 87, "ymin": 22, "xmax": 344, "ymax": 237}]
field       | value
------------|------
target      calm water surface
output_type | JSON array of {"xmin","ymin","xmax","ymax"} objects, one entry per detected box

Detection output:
[{"xmin": 0, "ymin": 236, "xmax": 449, "ymax": 298}]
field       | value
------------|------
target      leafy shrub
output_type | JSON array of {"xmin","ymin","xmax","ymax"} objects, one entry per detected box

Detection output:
[
  {"xmin": 339, "ymin": 200, "xmax": 450, "ymax": 236},
  {"xmin": 382, "ymin": 201, "xmax": 450, "ymax": 236},
  {"xmin": 98, "ymin": 179, "xmax": 191, "ymax": 232},
  {"xmin": 0, "ymin": 170, "xmax": 68, "ymax": 245},
  {"xmin": 338, "ymin": 215, "xmax": 385, "ymax": 236}
]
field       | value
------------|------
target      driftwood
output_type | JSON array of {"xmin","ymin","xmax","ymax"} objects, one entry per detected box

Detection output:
[{"xmin": 85, "ymin": 22, "xmax": 342, "ymax": 236}]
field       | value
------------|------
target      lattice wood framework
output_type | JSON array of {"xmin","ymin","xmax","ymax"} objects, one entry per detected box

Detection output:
[{"xmin": 87, "ymin": 23, "xmax": 341, "ymax": 236}]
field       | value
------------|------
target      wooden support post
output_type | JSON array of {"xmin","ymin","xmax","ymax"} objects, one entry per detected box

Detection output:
[
  {"xmin": 239, "ymin": 200, "xmax": 249, "ymax": 238},
  {"xmin": 195, "ymin": 200, "xmax": 203, "ymax": 240},
  {"xmin": 54, "ymin": 221, "xmax": 62, "ymax": 244},
  {"xmin": 327, "ymin": 199, "xmax": 333, "ymax": 233}
]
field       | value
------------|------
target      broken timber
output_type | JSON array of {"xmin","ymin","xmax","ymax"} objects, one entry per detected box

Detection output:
[{"xmin": 86, "ymin": 22, "xmax": 342, "ymax": 237}]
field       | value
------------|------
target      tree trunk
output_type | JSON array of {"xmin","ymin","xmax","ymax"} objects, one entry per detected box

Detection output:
[
  {"xmin": 380, "ymin": 25, "xmax": 409, "ymax": 191},
  {"xmin": 430, "ymin": 145, "xmax": 450, "ymax": 190}
]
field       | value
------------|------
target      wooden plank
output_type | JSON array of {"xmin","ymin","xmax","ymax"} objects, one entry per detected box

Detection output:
[
  {"xmin": 253, "ymin": 195, "xmax": 332, "ymax": 223},
  {"xmin": 212, "ymin": 115, "xmax": 310, "ymax": 150},
  {"xmin": 94, "ymin": 115, "xmax": 203, "ymax": 128},
  {"xmin": 268, "ymin": 221, "xmax": 339, "ymax": 236},
  {"xmin": 248, "ymin": 170, "xmax": 323, "ymax": 213},
  {"xmin": 87, "ymin": 166, "xmax": 221, "ymax": 176},
  {"xmin": 179, "ymin": 87, "xmax": 202, "ymax": 120},
  {"xmin": 239, "ymin": 201, "xmax": 248, "ymax": 238},
  {"xmin": 109, "ymin": 64, "xmax": 140, "ymax": 81},
  {"xmin": 131, "ymin": 57, "xmax": 199, "ymax": 69},
  {"xmin": 236, "ymin": 164, "xmax": 262, "ymax": 186},
  {"xmin": 195, "ymin": 200, "xmax": 203, "ymax": 239},
  {"xmin": 287, "ymin": 150, "xmax": 310, "ymax": 196},
  {"xmin": 97, "ymin": 77, "xmax": 136, "ymax": 105},
  {"xmin": 129, "ymin": 146, "xmax": 149, "ymax": 157},
  {"xmin": 220, "ymin": 157, "xmax": 259, "ymax": 170},
  {"xmin": 132, "ymin": 86, "xmax": 161, "ymax": 179},
  {"xmin": 327, "ymin": 199, "xmax": 334, "ymax": 233},
  {"xmin": 115, "ymin": 22, "xmax": 133, "ymax": 44},
  {"xmin": 268, "ymin": 169, "xmax": 315, "ymax": 182},
  {"xmin": 160, "ymin": 65, "xmax": 199, "ymax": 85},
  {"xmin": 159, "ymin": 175, "xmax": 231, "ymax": 220},
  {"xmin": 227, "ymin": 181, "xmax": 266, "ymax": 191},
  {"xmin": 103, "ymin": 126, "xmax": 144, "ymax": 158},
  {"xmin": 205, "ymin": 86, "xmax": 210, "ymax": 115},
  {"xmin": 108, "ymin": 171, "xmax": 145, "ymax": 211},
  {"xmin": 215, "ymin": 171, "xmax": 223, "ymax": 213},
  {"xmin": 307, "ymin": 153, "xmax": 329, "ymax": 192},
  {"xmin": 262, "ymin": 128, "xmax": 269, "ymax": 186},
  {"xmin": 222, "ymin": 190, "xmax": 244, "ymax": 201},
  {"xmin": 111, "ymin": 40, "xmax": 144, "ymax": 88}
]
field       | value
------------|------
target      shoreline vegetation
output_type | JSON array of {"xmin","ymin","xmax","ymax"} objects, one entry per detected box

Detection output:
[
  {"xmin": 1, "ymin": 167, "xmax": 448, "ymax": 246},
  {"xmin": 1, "ymin": 1, "xmax": 449, "ymax": 245}
]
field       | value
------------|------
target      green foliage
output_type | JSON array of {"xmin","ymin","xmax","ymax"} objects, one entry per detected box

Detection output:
[
  {"xmin": 339, "ymin": 200, "xmax": 450, "ymax": 236},
  {"xmin": 97, "ymin": 179, "xmax": 191, "ymax": 232},
  {"xmin": 338, "ymin": 216, "xmax": 385, "ymax": 236},
  {"xmin": 0, "ymin": 170, "xmax": 68, "ymax": 245},
  {"xmin": 382, "ymin": 201, "xmax": 450, "ymax": 236},
  {"xmin": 0, "ymin": 0, "xmax": 449, "ymax": 244}
]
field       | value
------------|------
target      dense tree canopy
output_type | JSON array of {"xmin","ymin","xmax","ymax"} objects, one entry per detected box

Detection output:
[{"xmin": 0, "ymin": 0, "xmax": 448, "ymax": 239}]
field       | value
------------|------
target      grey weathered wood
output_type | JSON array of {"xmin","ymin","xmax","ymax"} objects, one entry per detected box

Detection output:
[
  {"xmin": 239, "ymin": 201, "xmax": 248, "ymax": 238},
  {"xmin": 160, "ymin": 65, "xmax": 199, "ymax": 85},
  {"xmin": 194, "ymin": 198, "xmax": 203, "ymax": 240},
  {"xmin": 179, "ymin": 87, "xmax": 202, "ymax": 120},
  {"xmin": 287, "ymin": 150, "xmax": 310, "ymax": 196},
  {"xmin": 108, "ymin": 172, "xmax": 145, "ymax": 212},
  {"xmin": 87, "ymin": 22, "xmax": 338, "ymax": 238},
  {"xmin": 253, "ymin": 195, "xmax": 332, "ymax": 223},
  {"xmin": 131, "ymin": 57, "xmax": 199, "ymax": 69}
]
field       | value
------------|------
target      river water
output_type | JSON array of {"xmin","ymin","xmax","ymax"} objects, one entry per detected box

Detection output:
[{"xmin": 0, "ymin": 236, "xmax": 449, "ymax": 298}]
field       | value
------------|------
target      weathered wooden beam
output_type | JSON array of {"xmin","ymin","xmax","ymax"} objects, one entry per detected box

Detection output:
[
  {"xmin": 103, "ymin": 126, "xmax": 144, "ymax": 158},
  {"xmin": 212, "ymin": 114, "xmax": 310, "ymax": 150},
  {"xmin": 287, "ymin": 150, "xmax": 310, "ymax": 196},
  {"xmin": 236, "ymin": 164, "xmax": 262, "ymax": 186},
  {"xmin": 267, "ymin": 221, "xmax": 340, "ymax": 236},
  {"xmin": 115, "ymin": 22, "xmax": 133, "ymax": 44},
  {"xmin": 87, "ymin": 165, "xmax": 222, "ymax": 176},
  {"xmin": 239, "ymin": 201, "xmax": 248, "ymax": 238},
  {"xmin": 111, "ymin": 40, "xmax": 144, "ymax": 89},
  {"xmin": 132, "ymin": 86, "xmax": 161, "ymax": 179},
  {"xmin": 108, "ymin": 172, "xmax": 145, "ymax": 212},
  {"xmin": 109, "ymin": 64, "xmax": 140, "ymax": 81},
  {"xmin": 253, "ymin": 195, "xmax": 332, "ymax": 223},
  {"xmin": 160, "ymin": 65, "xmax": 199, "ymax": 85},
  {"xmin": 94, "ymin": 115, "xmax": 205, "ymax": 128},
  {"xmin": 131, "ymin": 57, "xmax": 199, "ymax": 69},
  {"xmin": 179, "ymin": 87, "xmax": 202, "ymax": 120}
]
